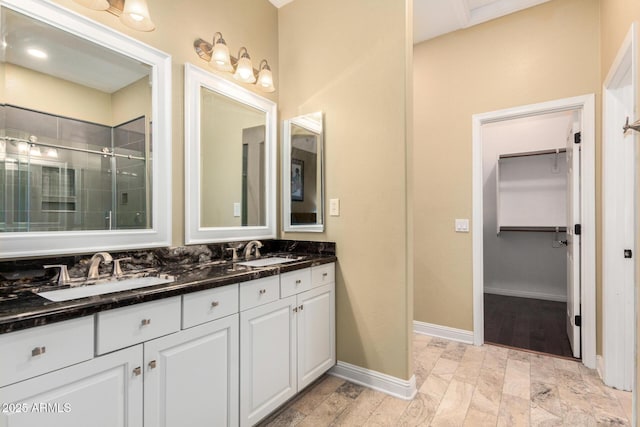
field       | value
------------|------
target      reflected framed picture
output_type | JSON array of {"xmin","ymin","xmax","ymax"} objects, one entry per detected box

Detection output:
[{"xmin": 291, "ymin": 159, "xmax": 304, "ymax": 201}]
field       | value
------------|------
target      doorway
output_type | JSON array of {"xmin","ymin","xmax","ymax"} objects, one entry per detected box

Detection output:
[
  {"xmin": 472, "ymin": 95, "xmax": 597, "ymax": 369},
  {"xmin": 481, "ymin": 111, "xmax": 578, "ymax": 358}
]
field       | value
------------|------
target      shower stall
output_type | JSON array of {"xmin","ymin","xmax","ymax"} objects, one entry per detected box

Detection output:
[{"xmin": 0, "ymin": 105, "xmax": 150, "ymax": 232}]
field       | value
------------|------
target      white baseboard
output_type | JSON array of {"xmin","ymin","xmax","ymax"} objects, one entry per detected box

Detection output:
[
  {"xmin": 413, "ymin": 320, "xmax": 474, "ymax": 344},
  {"xmin": 328, "ymin": 361, "xmax": 417, "ymax": 400},
  {"xmin": 484, "ymin": 287, "xmax": 567, "ymax": 302}
]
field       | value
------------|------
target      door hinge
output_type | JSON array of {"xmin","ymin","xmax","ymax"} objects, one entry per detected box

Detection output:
[
  {"xmin": 624, "ymin": 249, "xmax": 633, "ymax": 259},
  {"xmin": 574, "ymin": 132, "xmax": 581, "ymax": 144},
  {"xmin": 575, "ymin": 315, "xmax": 581, "ymax": 327},
  {"xmin": 574, "ymin": 224, "xmax": 581, "ymax": 235}
]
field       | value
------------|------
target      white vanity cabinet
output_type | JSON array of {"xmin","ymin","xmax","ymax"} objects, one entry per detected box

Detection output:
[
  {"xmin": 0, "ymin": 262, "xmax": 334, "ymax": 427},
  {"xmin": 240, "ymin": 263, "xmax": 335, "ymax": 427},
  {"xmin": 0, "ymin": 344, "xmax": 143, "ymax": 427},
  {"xmin": 143, "ymin": 285, "xmax": 239, "ymax": 427}
]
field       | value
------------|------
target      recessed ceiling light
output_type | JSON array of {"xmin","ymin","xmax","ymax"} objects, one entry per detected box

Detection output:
[{"xmin": 27, "ymin": 48, "xmax": 47, "ymax": 59}]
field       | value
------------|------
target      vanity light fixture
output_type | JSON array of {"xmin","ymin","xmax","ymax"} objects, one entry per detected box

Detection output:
[
  {"xmin": 210, "ymin": 32, "xmax": 233, "ymax": 72},
  {"xmin": 193, "ymin": 37, "xmax": 276, "ymax": 92},
  {"xmin": 233, "ymin": 47, "xmax": 256, "ymax": 83},
  {"xmin": 73, "ymin": 0, "xmax": 156, "ymax": 32},
  {"xmin": 256, "ymin": 60, "xmax": 275, "ymax": 93}
]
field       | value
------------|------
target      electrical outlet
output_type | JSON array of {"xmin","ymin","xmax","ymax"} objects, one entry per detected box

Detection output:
[{"xmin": 233, "ymin": 202, "xmax": 241, "ymax": 217}]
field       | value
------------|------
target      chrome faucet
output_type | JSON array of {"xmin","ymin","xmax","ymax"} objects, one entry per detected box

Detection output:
[
  {"xmin": 87, "ymin": 252, "xmax": 113, "ymax": 279},
  {"xmin": 242, "ymin": 240, "xmax": 263, "ymax": 259}
]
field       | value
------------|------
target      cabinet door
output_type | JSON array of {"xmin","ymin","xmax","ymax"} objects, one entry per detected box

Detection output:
[
  {"xmin": 143, "ymin": 314, "xmax": 239, "ymax": 427},
  {"xmin": 0, "ymin": 345, "xmax": 143, "ymax": 427},
  {"xmin": 297, "ymin": 283, "xmax": 336, "ymax": 390},
  {"xmin": 240, "ymin": 296, "xmax": 296, "ymax": 427}
]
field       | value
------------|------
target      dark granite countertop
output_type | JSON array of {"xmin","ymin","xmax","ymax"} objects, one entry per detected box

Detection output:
[{"xmin": 0, "ymin": 242, "xmax": 336, "ymax": 335}]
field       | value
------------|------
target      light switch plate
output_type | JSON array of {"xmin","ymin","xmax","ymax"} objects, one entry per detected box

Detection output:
[
  {"xmin": 233, "ymin": 202, "xmax": 241, "ymax": 217},
  {"xmin": 329, "ymin": 198, "xmax": 340, "ymax": 216},
  {"xmin": 455, "ymin": 218, "xmax": 469, "ymax": 232}
]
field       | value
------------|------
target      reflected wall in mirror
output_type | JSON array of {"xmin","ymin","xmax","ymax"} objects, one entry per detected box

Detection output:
[
  {"xmin": 0, "ymin": 0, "xmax": 172, "ymax": 258},
  {"xmin": 185, "ymin": 63, "xmax": 276, "ymax": 243},
  {"xmin": 283, "ymin": 112, "xmax": 324, "ymax": 232}
]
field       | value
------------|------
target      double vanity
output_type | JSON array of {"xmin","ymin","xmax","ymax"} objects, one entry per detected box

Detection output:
[
  {"xmin": 0, "ymin": 1, "xmax": 333, "ymax": 425},
  {"xmin": 0, "ymin": 242, "xmax": 336, "ymax": 426}
]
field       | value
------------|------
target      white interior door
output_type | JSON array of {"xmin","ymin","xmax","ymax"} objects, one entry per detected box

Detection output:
[
  {"xmin": 602, "ymin": 25, "xmax": 636, "ymax": 390},
  {"xmin": 566, "ymin": 120, "xmax": 581, "ymax": 359}
]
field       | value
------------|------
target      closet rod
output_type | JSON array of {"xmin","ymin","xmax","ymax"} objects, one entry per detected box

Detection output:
[
  {"xmin": 499, "ymin": 226, "xmax": 567, "ymax": 233},
  {"xmin": 499, "ymin": 148, "xmax": 566, "ymax": 159}
]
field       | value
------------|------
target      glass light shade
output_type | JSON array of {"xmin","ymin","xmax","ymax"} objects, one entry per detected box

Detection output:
[
  {"xmin": 211, "ymin": 41, "xmax": 233, "ymax": 72},
  {"xmin": 73, "ymin": 0, "xmax": 109, "ymax": 10},
  {"xmin": 234, "ymin": 55, "xmax": 256, "ymax": 83},
  {"xmin": 257, "ymin": 66, "xmax": 275, "ymax": 93},
  {"xmin": 120, "ymin": 0, "xmax": 155, "ymax": 32}
]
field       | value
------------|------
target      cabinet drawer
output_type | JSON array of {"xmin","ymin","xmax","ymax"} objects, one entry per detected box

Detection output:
[
  {"xmin": 239, "ymin": 276, "xmax": 280, "ymax": 311},
  {"xmin": 182, "ymin": 284, "xmax": 239, "ymax": 329},
  {"xmin": 96, "ymin": 297, "xmax": 181, "ymax": 355},
  {"xmin": 0, "ymin": 316, "xmax": 94, "ymax": 387},
  {"xmin": 312, "ymin": 263, "xmax": 335, "ymax": 288},
  {"xmin": 280, "ymin": 268, "xmax": 312, "ymax": 298}
]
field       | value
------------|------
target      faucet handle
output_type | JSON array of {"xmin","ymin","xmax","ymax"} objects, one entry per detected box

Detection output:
[
  {"xmin": 112, "ymin": 258, "xmax": 132, "ymax": 277},
  {"xmin": 44, "ymin": 265, "xmax": 70, "ymax": 286},
  {"xmin": 225, "ymin": 247, "xmax": 239, "ymax": 261},
  {"xmin": 255, "ymin": 243, "xmax": 263, "ymax": 258}
]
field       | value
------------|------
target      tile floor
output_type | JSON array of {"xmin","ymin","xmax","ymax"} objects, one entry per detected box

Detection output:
[{"xmin": 260, "ymin": 333, "xmax": 633, "ymax": 426}]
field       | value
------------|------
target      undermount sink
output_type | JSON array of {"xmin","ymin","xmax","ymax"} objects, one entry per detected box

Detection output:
[
  {"xmin": 36, "ymin": 275, "xmax": 175, "ymax": 302},
  {"xmin": 236, "ymin": 257, "xmax": 300, "ymax": 267}
]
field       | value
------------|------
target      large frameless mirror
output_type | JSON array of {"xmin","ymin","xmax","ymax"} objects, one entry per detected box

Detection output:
[
  {"xmin": 283, "ymin": 112, "xmax": 324, "ymax": 233},
  {"xmin": 0, "ymin": 0, "xmax": 172, "ymax": 258},
  {"xmin": 184, "ymin": 63, "xmax": 276, "ymax": 243}
]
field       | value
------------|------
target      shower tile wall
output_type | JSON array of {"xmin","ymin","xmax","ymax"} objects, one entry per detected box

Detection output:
[{"xmin": 0, "ymin": 105, "xmax": 148, "ymax": 232}]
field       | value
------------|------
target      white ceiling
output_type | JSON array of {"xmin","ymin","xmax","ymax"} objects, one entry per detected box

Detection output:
[
  {"xmin": 2, "ymin": 7, "xmax": 150, "ymax": 94},
  {"xmin": 268, "ymin": 0, "xmax": 551, "ymax": 44}
]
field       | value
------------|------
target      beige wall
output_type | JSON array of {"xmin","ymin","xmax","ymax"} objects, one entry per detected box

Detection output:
[
  {"xmin": 278, "ymin": 0, "xmax": 413, "ymax": 379},
  {"xmin": 599, "ymin": 0, "xmax": 640, "ymax": 417},
  {"xmin": 413, "ymin": 0, "xmax": 600, "ymax": 335},
  {"xmin": 52, "ymin": 0, "xmax": 278, "ymax": 246},
  {"xmin": 200, "ymin": 89, "xmax": 264, "ymax": 227},
  {"xmin": 4, "ymin": 63, "xmax": 112, "ymax": 125},
  {"xmin": 111, "ymin": 76, "xmax": 151, "ymax": 127},
  {"xmin": 3, "ymin": 63, "xmax": 150, "ymax": 127}
]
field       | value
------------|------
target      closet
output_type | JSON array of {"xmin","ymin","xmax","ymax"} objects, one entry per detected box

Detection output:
[
  {"xmin": 497, "ymin": 148, "xmax": 567, "ymax": 233},
  {"xmin": 482, "ymin": 112, "xmax": 575, "ymax": 358}
]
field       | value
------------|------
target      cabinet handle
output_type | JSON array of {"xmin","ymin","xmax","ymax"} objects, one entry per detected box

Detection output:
[
  {"xmin": 148, "ymin": 360, "xmax": 157, "ymax": 369},
  {"xmin": 141, "ymin": 318, "xmax": 151, "ymax": 326},
  {"xmin": 31, "ymin": 346, "xmax": 46, "ymax": 357},
  {"xmin": 133, "ymin": 367, "xmax": 142, "ymax": 376},
  {"xmin": 259, "ymin": 289, "xmax": 266, "ymax": 295},
  {"xmin": 299, "ymin": 304, "xmax": 304, "ymax": 311},
  {"xmin": 211, "ymin": 301, "xmax": 220, "ymax": 307},
  {"xmin": 295, "ymin": 279, "xmax": 302, "ymax": 284},
  {"xmin": 322, "ymin": 272, "xmax": 328, "ymax": 277},
  {"xmin": 293, "ymin": 307, "xmax": 298, "ymax": 313}
]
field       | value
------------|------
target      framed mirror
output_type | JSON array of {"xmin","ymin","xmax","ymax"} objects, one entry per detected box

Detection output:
[
  {"xmin": 184, "ymin": 63, "xmax": 276, "ymax": 243},
  {"xmin": 283, "ymin": 112, "xmax": 324, "ymax": 233},
  {"xmin": 0, "ymin": 0, "xmax": 172, "ymax": 258}
]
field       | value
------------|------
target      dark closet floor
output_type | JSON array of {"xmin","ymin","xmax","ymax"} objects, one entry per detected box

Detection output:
[{"xmin": 484, "ymin": 293, "xmax": 576, "ymax": 359}]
